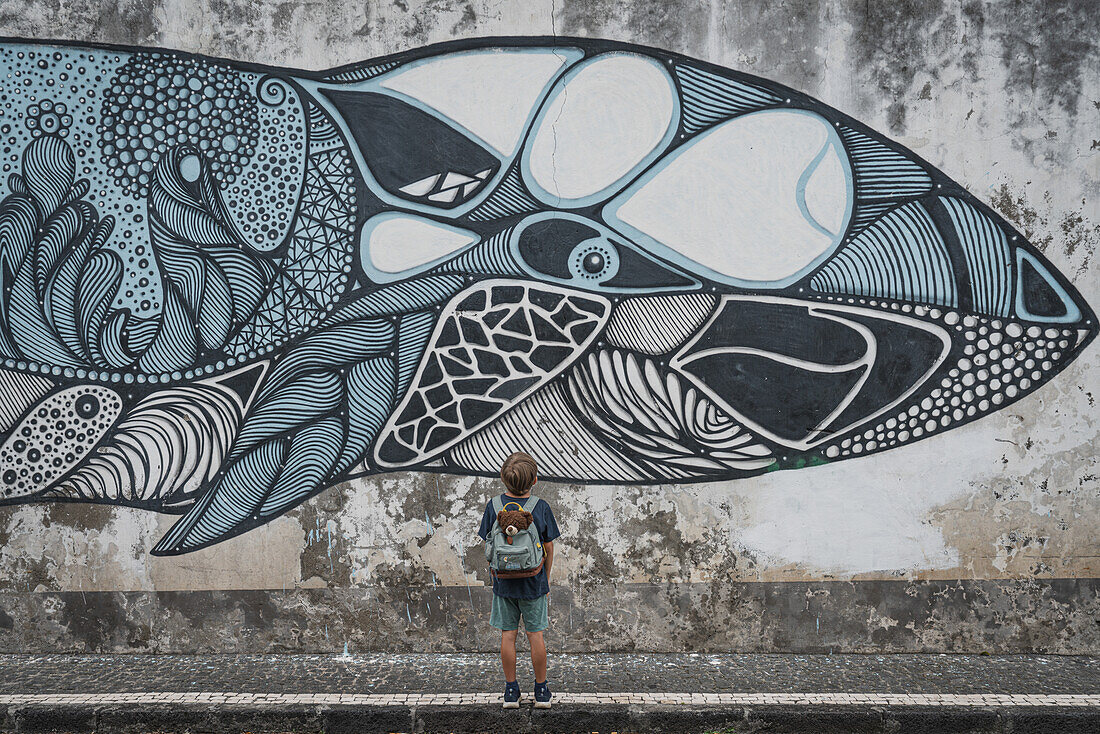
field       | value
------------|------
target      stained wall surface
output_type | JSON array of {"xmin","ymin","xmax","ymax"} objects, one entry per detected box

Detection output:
[{"xmin": 0, "ymin": 0, "xmax": 1098, "ymax": 653}]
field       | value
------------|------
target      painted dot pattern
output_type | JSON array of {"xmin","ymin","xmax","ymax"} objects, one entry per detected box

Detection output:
[
  {"xmin": 818, "ymin": 298, "xmax": 1080, "ymax": 460},
  {"xmin": 0, "ymin": 386, "xmax": 122, "ymax": 498},
  {"xmin": 573, "ymin": 242, "xmax": 614, "ymax": 280},
  {"xmin": 222, "ymin": 76, "xmax": 307, "ymax": 251},
  {"xmin": 245, "ymin": 101, "xmax": 356, "ymax": 340},
  {"xmin": 98, "ymin": 53, "xmax": 259, "ymax": 198},
  {"xmin": 26, "ymin": 99, "xmax": 72, "ymax": 137},
  {"xmin": 0, "ymin": 47, "xmax": 358, "ymax": 383}
]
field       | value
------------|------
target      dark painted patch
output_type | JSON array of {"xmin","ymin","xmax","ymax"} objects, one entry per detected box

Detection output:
[
  {"xmin": 321, "ymin": 90, "xmax": 498, "ymax": 208},
  {"xmin": 689, "ymin": 353, "xmax": 865, "ymax": 441},
  {"xmin": 691, "ymin": 301, "xmax": 867, "ymax": 366},
  {"xmin": 847, "ymin": 0, "xmax": 950, "ymax": 133},
  {"xmin": 1021, "ymin": 257, "xmax": 1068, "ymax": 316},
  {"xmin": 822, "ymin": 309, "xmax": 946, "ymax": 431},
  {"xmin": 966, "ymin": 0, "xmax": 1100, "ymax": 117},
  {"xmin": 1, "ymin": 579, "xmax": 1098, "ymax": 653}
]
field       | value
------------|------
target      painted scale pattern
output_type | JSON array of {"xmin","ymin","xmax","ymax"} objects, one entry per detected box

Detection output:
[{"xmin": 0, "ymin": 37, "xmax": 1092, "ymax": 554}]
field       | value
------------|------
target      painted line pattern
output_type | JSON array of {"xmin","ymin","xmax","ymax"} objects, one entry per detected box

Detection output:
[{"xmin": 0, "ymin": 693, "xmax": 1098, "ymax": 707}]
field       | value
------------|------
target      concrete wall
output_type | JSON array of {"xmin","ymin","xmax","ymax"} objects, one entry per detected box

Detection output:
[{"xmin": 0, "ymin": 0, "xmax": 1098, "ymax": 653}]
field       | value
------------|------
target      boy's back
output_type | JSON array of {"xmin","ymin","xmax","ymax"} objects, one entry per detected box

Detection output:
[
  {"xmin": 478, "ymin": 493, "xmax": 560, "ymax": 599},
  {"xmin": 478, "ymin": 452, "xmax": 559, "ymax": 709}
]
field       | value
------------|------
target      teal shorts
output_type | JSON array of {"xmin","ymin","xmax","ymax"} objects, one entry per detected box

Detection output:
[{"xmin": 490, "ymin": 594, "xmax": 549, "ymax": 633}]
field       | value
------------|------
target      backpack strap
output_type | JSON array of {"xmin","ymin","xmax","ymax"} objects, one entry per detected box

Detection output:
[
  {"xmin": 491, "ymin": 495, "xmax": 505, "ymax": 515},
  {"xmin": 521, "ymin": 495, "xmax": 542, "ymax": 543}
]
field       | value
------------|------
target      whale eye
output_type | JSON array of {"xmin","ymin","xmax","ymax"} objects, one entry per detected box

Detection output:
[
  {"xmin": 581, "ymin": 249, "xmax": 607, "ymax": 275},
  {"xmin": 517, "ymin": 218, "xmax": 621, "ymax": 283},
  {"xmin": 571, "ymin": 241, "xmax": 615, "ymax": 281},
  {"xmin": 512, "ymin": 213, "xmax": 697, "ymax": 292},
  {"xmin": 517, "ymin": 217, "xmax": 601, "ymax": 279}
]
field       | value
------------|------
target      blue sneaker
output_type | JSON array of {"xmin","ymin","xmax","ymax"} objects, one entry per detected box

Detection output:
[
  {"xmin": 534, "ymin": 681, "xmax": 551, "ymax": 709},
  {"xmin": 502, "ymin": 681, "xmax": 521, "ymax": 709}
]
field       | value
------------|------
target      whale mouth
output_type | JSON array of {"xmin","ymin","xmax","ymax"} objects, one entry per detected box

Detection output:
[
  {"xmin": 668, "ymin": 297, "xmax": 952, "ymax": 450},
  {"xmin": 555, "ymin": 294, "xmax": 953, "ymax": 476}
]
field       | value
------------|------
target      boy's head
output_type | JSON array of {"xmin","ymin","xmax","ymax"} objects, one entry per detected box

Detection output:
[{"xmin": 500, "ymin": 452, "xmax": 537, "ymax": 496}]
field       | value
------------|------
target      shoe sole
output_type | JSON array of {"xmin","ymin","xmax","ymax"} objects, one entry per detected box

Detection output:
[
  {"xmin": 534, "ymin": 700, "xmax": 551, "ymax": 709},
  {"xmin": 502, "ymin": 701, "xmax": 520, "ymax": 709}
]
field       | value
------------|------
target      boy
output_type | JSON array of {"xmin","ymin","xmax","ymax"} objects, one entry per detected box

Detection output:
[{"xmin": 478, "ymin": 451, "xmax": 560, "ymax": 709}]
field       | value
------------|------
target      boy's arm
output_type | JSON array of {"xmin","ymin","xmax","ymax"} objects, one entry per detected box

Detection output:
[
  {"xmin": 543, "ymin": 541, "xmax": 554, "ymax": 580},
  {"xmin": 477, "ymin": 503, "xmax": 493, "ymax": 540}
]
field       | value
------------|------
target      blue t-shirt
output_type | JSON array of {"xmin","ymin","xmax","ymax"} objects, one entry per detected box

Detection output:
[{"xmin": 478, "ymin": 494, "xmax": 561, "ymax": 599}]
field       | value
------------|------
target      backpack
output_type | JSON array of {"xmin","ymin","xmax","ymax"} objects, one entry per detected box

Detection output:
[{"xmin": 485, "ymin": 495, "xmax": 545, "ymax": 578}]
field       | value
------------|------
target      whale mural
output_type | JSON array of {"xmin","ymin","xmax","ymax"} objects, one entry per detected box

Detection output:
[{"xmin": 0, "ymin": 37, "xmax": 1092, "ymax": 555}]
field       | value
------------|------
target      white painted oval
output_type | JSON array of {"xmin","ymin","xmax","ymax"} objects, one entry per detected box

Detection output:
[
  {"xmin": 380, "ymin": 48, "xmax": 581, "ymax": 157},
  {"xmin": 524, "ymin": 53, "xmax": 677, "ymax": 206},
  {"xmin": 605, "ymin": 109, "xmax": 853, "ymax": 286},
  {"xmin": 361, "ymin": 212, "xmax": 479, "ymax": 281}
]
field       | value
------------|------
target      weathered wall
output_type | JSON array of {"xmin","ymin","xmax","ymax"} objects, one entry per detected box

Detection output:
[{"xmin": 0, "ymin": 0, "xmax": 1098, "ymax": 653}]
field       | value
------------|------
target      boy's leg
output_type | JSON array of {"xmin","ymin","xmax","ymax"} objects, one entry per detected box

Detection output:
[
  {"xmin": 501, "ymin": 629, "xmax": 518, "ymax": 682},
  {"xmin": 518, "ymin": 594, "xmax": 550, "ymax": 683},
  {"xmin": 526, "ymin": 630, "xmax": 547, "ymax": 684},
  {"xmin": 520, "ymin": 596, "xmax": 551, "ymax": 708},
  {"xmin": 490, "ymin": 595, "xmax": 522, "ymax": 682}
]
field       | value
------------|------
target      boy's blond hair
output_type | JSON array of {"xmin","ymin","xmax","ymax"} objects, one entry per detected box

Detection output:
[{"xmin": 500, "ymin": 452, "xmax": 537, "ymax": 496}]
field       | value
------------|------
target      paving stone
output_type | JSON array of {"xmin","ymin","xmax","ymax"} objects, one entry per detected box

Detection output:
[
  {"xmin": 0, "ymin": 655, "xmax": 1096, "ymax": 732},
  {"xmin": 0, "ymin": 654, "xmax": 1097, "ymax": 696}
]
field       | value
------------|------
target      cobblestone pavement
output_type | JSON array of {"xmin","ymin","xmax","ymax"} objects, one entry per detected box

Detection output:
[
  {"xmin": 1, "ymin": 655, "xmax": 1098, "ymax": 733},
  {"xmin": 0, "ymin": 653, "xmax": 1097, "ymax": 696}
]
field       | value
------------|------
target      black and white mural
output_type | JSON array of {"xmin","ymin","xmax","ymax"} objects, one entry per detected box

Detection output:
[{"xmin": 0, "ymin": 37, "xmax": 1093, "ymax": 555}]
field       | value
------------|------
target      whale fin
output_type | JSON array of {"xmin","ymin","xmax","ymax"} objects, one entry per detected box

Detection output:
[{"xmin": 373, "ymin": 280, "xmax": 610, "ymax": 469}]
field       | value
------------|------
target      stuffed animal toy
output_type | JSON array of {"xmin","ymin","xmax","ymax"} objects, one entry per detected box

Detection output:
[{"xmin": 497, "ymin": 509, "xmax": 533, "ymax": 544}]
